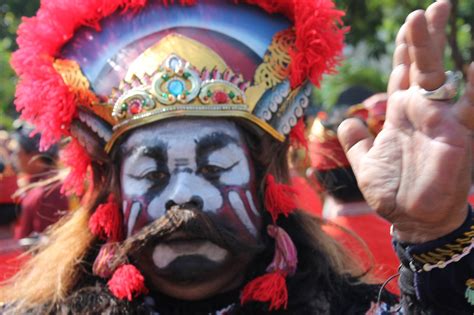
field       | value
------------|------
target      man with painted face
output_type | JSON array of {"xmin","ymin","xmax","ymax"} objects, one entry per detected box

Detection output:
[
  {"xmin": 121, "ymin": 119, "xmax": 264, "ymax": 301},
  {"xmin": 1, "ymin": 0, "xmax": 474, "ymax": 314}
]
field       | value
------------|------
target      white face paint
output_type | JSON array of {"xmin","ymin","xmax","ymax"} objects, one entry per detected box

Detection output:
[{"xmin": 120, "ymin": 119, "xmax": 261, "ymax": 240}]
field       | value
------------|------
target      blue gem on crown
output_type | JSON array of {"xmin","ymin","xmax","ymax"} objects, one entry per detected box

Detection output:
[{"xmin": 168, "ymin": 80, "xmax": 185, "ymax": 97}]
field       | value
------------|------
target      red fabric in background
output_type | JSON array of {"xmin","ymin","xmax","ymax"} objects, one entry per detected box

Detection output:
[
  {"xmin": 0, "ymin": 176, "xmax": 18, "ymax": 204},
  {"xmin": 0, "ymin": 239, "xmax": 29, "ymax": 281},
  {"xmin": 291, "ymin": 176, "xmax": 399, "ymax": 293},
  {"xmin": 292, "ymin": 176, "xmax": 322, "ymax": 217},
  {"xmin": 0, "ymin": 250, "xmax": 27, "ymax": 281},
  {"xmin": 325, "ymin": 214, "xmax": 400, "ymax": 295}
]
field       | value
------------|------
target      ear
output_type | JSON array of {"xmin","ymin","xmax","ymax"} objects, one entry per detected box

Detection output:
[{"xmin": 70, "ymin": 107, "xmax": 113, "ymax": 162}]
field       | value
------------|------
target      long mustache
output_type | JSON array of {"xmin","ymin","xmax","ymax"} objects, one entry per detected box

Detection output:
[{"xmin": 114, "ymin": 206, "xmax": 263, "ymax": 264}]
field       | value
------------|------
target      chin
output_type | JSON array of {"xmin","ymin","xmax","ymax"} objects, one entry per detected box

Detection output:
[
  {"xmin": 153, "ymin": 271, "xmax": 243, "ymax": 301},
  {"xmin": 132, "ymin": 240, "xmax": 252, "ymax": 300}
]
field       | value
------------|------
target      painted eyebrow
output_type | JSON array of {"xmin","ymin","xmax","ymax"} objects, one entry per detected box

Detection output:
[
  {"xmin": 121, "ymin": 140, "xmax": 168, "ymax": 162},
  {"xmin": 142, "ymin": 142, "xmax": 168, "ymax": 163},
  {"xmin": 195, "ymin": 132, "xmax": 238, "ymax": 159}
]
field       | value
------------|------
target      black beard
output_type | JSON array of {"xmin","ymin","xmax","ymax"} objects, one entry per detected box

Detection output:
[{"xmin": 116, "ymin": 206, "xmax": 264, "ymax": 262}]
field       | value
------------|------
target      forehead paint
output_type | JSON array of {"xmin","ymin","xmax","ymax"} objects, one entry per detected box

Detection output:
[{"xmin": 120, "ymin": 119, "xmax": 261, "ymax": 239}]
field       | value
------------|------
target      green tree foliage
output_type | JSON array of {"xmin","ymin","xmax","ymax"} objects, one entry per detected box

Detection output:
[
  {"xmin": 314, "ymin": 0, "xmax": 472, "ymax": 110},
  {"xmin": 0, "ymin": 1, "xmax": 39, "ymax": 128},
  {"xmin": 338, "ymin": 0, "xmax": 472, "ymax": 70}
]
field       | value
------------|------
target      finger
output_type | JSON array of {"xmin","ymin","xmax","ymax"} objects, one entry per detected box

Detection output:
[
  {"xmin": 425, "ymin": 0, "xmax": 451, "ymax": 55},
  {"xmin": 395, "ymin": 23, "xmax": 407, "ymax": 46},
  {"xmin": 388, "ymin": 43, "xmax": 410, "ymax": 95},
  {"xmin": 453, "ymin": 63, "xmax": 474, "ymax": 129},
  {"xmin": 406, "ymin": 10, "xmax": 445, "ymax": 90},
  {"xmin": 337, "ymin": 118, "xmax": 374, "ymax": 175},
  {"xmin": 389, "ymin": 24, "xmax": 410, "ymax": 95},
  {"xmin": 393, "ymin": 24, "xmax": 410, "ymax": 68}
]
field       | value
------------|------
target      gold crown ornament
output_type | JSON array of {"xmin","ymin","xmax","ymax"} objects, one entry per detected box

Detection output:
[{"xmin": 56, "ymin": 31, "xmax": 312, "ymax": 153}]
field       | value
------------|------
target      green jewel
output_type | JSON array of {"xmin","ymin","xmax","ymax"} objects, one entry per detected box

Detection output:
[
  {"xmin": 121, "ymin": 104, "xmax": 128, "ymax": 112},
  {"xmin": 183, "ymin": 72, "xmax": 191, "ymax": 79},
  {"xmin": 162, "ymin": 74, "xmax": 170, "ymax": 81},
  {"xmin": 207, "ymin": 90, "xmax": 213, "ymax": 97},
  {"xmin": 228, "ymin": 91, "xmax": 235, "ymax": 99},
  {"xmin": 162, "ymin": 93, "xmax": 168, "ymax": 98},
  {"xmin": 185, "ymin": 91, "xmax": 191, "ymax": 96}
]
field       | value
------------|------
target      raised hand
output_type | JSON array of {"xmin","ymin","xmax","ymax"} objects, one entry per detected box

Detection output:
[{"xmin": 337, "ymin": 0, "xmax": 474, "ymax": 243}]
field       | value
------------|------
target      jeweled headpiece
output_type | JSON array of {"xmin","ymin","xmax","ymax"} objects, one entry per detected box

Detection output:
[{"xmin": 13, "ymin": 0, "xmax": 346, "ymax": 194}]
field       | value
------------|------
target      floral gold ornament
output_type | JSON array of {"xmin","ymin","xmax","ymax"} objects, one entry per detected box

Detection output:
[{"xmin": 110, "ymin": 54, "xmax": 248, "ymax": 120}]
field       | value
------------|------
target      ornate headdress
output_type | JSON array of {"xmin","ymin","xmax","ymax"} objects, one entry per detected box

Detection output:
[
  {"xmin": 13, "ymin": 0, "xmax": 346, "ymax": 193},
  {"xmin": 13, "ymin": 0, "xmax": 347, "ymax": 310}
]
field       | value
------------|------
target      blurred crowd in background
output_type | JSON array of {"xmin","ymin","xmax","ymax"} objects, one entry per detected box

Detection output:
[{"xmin": 0, "ymin": 121, "xmax": 69, "ymax": 280}]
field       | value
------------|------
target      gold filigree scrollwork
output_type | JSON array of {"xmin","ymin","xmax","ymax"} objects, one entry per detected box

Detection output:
[
  {"xmin": 254, "ymin": 28, "xmax": 295, "ymax": 88},
  {"xmin": 54, "ymin": 59, "xmax": 115, "ymax": 124}
]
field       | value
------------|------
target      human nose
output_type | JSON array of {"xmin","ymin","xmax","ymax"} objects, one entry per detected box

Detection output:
[{"xmin": 164, "ymin": 173, "xmax": 204, "ymax": 211}]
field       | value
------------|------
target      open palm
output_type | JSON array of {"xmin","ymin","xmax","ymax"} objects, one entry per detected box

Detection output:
[{"xmin": 338, "ymin": 0, "xmax": 474, "ymax": 243}]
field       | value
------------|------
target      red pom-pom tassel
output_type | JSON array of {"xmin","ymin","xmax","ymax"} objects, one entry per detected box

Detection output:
[
  {"xmin": 108, "ymin": 264, "xmax": 148, "ymax": 301},
  {"xmin": 89, "ymin": 194, "xmax": 123, "ymax": 242},
  {"xmin": 241, "ymin": 271, "xmax": 288, "ymax": 311},
  {"xmin": 264, "ymin": 175, "xmax": 297, "ymax": 222}
]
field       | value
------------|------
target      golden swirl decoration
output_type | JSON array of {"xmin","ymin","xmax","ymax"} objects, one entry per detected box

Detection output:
[{"xmin": 254, "ymin": 28, "xmax": 295, "ymax": 88}]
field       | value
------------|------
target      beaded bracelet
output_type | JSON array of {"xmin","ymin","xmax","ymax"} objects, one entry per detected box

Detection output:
[
  {"xmin": 403, "ymin": 223, "xmax": 474, "ymax": 273},
  {"xmin": 392, "ymin": 205, "xmax": 474, "ymax": 274}
]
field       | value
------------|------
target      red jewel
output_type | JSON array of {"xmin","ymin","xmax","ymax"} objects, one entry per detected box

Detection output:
[
  {"xmin": 213, "ymin": 91, "xmax": 229, "ymax": 104},
  {"xmin": 129, "ymin": 100, "xmax": 142, "ymax": 114}
]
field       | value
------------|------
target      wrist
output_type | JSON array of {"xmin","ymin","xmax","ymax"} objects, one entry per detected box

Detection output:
[
  {"xmin": 392, "ymin": 203, "xmax": 470, "ymax": 243},
  {"xmin": 393, "ymin": 205, "xmax": 473, "ymax": 274}
]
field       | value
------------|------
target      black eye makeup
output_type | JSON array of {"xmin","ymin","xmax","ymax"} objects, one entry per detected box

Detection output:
[{"xmin": 197, "ymin": 161, "xmax": 239, "ymax": 181}]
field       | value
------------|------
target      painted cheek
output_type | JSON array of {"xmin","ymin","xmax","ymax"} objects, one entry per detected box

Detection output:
[
  {"xmin": 215, "ymin": 186, "xmax": 262, "ymax": 240},
  {"xmin": 213, "ymin": 147, "xmax": 261, "ymax": 239},
  {"xmin": 123, "ymin": 198, "xmax": 152, "ymax": 237}
]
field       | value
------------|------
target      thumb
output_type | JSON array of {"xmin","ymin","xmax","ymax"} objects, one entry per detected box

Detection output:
[{"xmin": 337, "ymin": 118, "xmax": 374, "ymax": 175}]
